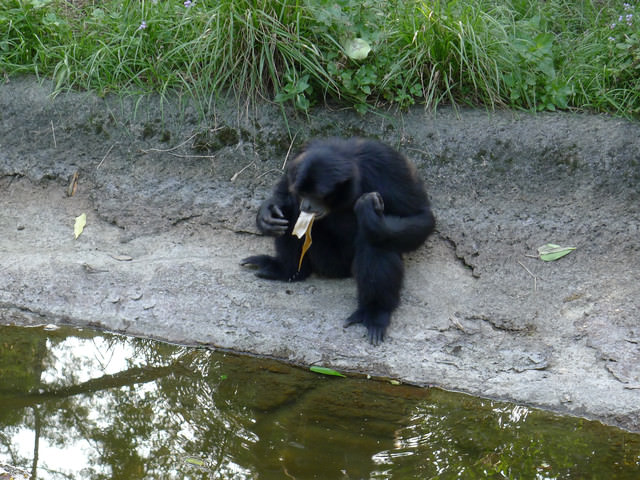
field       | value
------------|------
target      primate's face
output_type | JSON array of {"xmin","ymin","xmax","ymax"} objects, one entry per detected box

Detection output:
[
  {"xmin": 288, "ymin": 155, "xmax": 333, "ymax": 219},
  {"xmin": 298, "ymin": 195, "xmax": 328, "ymax": 218},
  {"xmin": 288, "ymin": 146, "xmax": 357, "ymax": 219}
]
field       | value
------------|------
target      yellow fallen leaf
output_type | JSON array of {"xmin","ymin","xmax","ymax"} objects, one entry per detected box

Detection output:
[
  {"xmin": 74, "ymin": 213, "xmax": 87, "ymax": 239},
  {"xmin": 292, "ymin": 212, "xmax": 315, "ymax": 271},
  {"xmin": 67, "ymin": 171, "xmax": 79, "ymax": 197}
]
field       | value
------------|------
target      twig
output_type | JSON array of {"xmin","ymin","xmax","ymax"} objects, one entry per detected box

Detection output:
[
  {"xmin": 257, "ymin": 168, "xmax": 283, "ymax": 179},
  {"xmin": 140, "ymin": 127, "xmax": 223, "ymax": 155},
  {"xmin": 51, "ymin": 120, "xmax": 57, "ymax": 148},
  {"xmin": 140, "ymin": 132, "xmax": 200, "ymax": 154},
  {"xmin": 518, "ymin": 260, "xmax": 538, "ymax": 292},
  {"xmin": 282, "ymin": 466, "xmax": 296, "ymax": 480},
  {"xmin": 449, "ymin": 316, "xmax": 466, "ymax": 333},
  {"xmin": 405, "ymin": 147, "xmax": 430, "ymax": 157},
  {"xmin": 0, "ymin": 260, "xmax": 17, "ymax": 273},
  {"xmin": 281, "ymin": 131, "xmax": 298, "ymax": 170},
  {"xmin": 162, "ymin": 153, "xmax": 216, "ymax": 159},
  {"xmin": 97, "ymin": 144, "xmax": 115, "ymax": 169},
  {"xmin": 230, "ymin": 161, "xmax": 255, "ymax": 182}
]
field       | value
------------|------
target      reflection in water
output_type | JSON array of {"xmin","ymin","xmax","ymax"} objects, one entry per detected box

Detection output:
[{"xmin": 0, "ymin": 325, "xmax": 638, "ymax": 479}]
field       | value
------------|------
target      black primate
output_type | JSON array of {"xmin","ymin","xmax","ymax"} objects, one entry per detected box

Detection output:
[{"xmin": 241, "ymin": 138, "xmax": 435, "ymax": 344}]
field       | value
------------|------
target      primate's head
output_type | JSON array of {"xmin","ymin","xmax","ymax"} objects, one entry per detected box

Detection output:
[{"xmin": 288, "ymin": 142, "xmax": 359, "ymax": 218}]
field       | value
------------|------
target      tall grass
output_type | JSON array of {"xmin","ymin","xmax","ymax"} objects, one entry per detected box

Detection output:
[
  {"xmin": 1, "ymin": 0, "xmax": 638, "ymax": 117},
  {"xmin": 52, "ymin": 0, "xmax": 338, "ymax": 105}
]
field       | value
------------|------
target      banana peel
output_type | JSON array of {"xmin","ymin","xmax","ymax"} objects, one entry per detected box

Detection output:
[{"xmin": 292, "ymin": 211, "xmax": 315, "ymax": 271}]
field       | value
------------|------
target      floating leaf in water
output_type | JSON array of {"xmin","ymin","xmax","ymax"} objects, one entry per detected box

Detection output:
[
  {"xmin": 184, "ymin": 456, "xmax": 213, "ymax": 472},
  {"xmin": 344, "ymin": 38, "xmax": 371, "ymax": 60},
  {"xmin": 310, "ymin": 366, "xmax": 346, "ymax": 377},
  {"xmin": 74, "ymin": 213, "xmax": 87, "ymax": 239},
  {"xmin": 537, "ymin": 243, "xmax": 576, "ymax": 261},
  {"xmin": 185, "ymin": 457, "xmax": 205, "ymax": 467}
]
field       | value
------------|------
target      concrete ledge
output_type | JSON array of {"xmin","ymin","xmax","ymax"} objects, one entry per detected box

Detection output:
[{"xmin": 1, "ymin": 77, "xmax": 639, "ymax": 430}]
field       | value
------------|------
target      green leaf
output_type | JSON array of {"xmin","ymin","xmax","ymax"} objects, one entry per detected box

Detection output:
[
  {"xmin": 537, "ymin": 243, "xmax": 576, "ymax": 261},
  {"xmin": 354, "ymin": 103, "xmax": 369, "ymax": 115},
  {"xmin": 344, "ymin": 38, "xmax": 371, "ymax": 60},
  {"xmin": 310, "ymin": 366, "xmax": 346, "ymax": 377},
  {"xmin": 185, "ymin": 457, "xmax": 206, "ymax": 467},
  {"xmin": 295, "ymin": 94, "xmax": 310, "ymax": 112},
  {"xmin": 91, "ymin": 8, "xmax": 105, "ymax": 20}
]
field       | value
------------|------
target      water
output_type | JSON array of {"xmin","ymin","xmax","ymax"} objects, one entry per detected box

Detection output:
[{"xmin": 0, "ymin": 325, "xmax": 638, "ymax": 479}]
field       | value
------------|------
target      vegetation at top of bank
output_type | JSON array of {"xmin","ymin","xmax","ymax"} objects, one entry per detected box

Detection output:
[{"xmin": 1, "ymin": 0, "xmax": 639, "ymax": 117}]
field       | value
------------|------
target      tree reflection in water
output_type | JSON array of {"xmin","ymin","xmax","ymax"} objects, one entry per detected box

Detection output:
[{"xmin": 0, "ymin": 325, "xmax": 639, "ymax": 480}]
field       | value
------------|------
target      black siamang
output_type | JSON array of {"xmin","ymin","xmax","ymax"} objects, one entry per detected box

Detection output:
[{"xmin": 241, "ymin": 137, "xmax": 435, "ymax": 344}]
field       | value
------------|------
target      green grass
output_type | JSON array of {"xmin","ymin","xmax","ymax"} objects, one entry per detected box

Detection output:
[{"xmin": 1, "ymin": 0, "xmax": 639, "ymax": 117}]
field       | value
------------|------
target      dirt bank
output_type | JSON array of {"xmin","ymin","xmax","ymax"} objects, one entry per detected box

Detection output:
[{"xmin": 1, "ymin": 77, "xmax": 639, "ymax": 431}]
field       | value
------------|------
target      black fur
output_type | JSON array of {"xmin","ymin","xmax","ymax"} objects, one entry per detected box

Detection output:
[{"xmin": 242, "ymin": 138, "xmax": 435, "ymax": 344}]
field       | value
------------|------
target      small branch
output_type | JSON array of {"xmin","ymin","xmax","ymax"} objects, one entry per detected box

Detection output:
[
  {"xmin": 50, "ymin": 120, "xmax": 57, "ymax": 148},
  {"xmin": 231, "ymin": 161, "xmax": 255, "ymax": 182},
  {"xmin": 141, "ymin": 132, "xmax": 200, "ymax": 154},
  {"xmin": 281, "ymin": 131, "xmax": 298, "ymax": 170},
  {"xmin": 162, "ymin": 153, "xmax": 216, "ymax": 160},
  {"xmin": 257, "ymin": 168, "xmax": 283, "ymax": 179},
  {"xmin": 140, "ymin": 128, "xmax": 223, "ymax": 156},
  {"xmin": 518, "ymin": 260, "xmax": 538, "ymax": 292},
  {"xmin": 97, "ymin": 144, "xmax": 115, "ymax": 169}
]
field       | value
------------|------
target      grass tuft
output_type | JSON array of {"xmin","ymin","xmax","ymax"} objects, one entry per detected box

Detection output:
[{"xmin": 1, "ymin": 0, "xmax": 638, "ymax": 117}]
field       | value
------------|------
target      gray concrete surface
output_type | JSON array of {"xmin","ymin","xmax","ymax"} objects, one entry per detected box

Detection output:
[{"xmin": 1, "ymin": 76, "xmax": 639, "ymax": 431}]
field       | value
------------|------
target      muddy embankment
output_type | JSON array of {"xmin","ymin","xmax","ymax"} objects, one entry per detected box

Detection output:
[{"xmin": 1, "ymin": 77, "xmax": 639, "ymax": 431}]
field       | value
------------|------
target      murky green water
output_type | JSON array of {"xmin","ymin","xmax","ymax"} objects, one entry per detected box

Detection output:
[{"xmin": 0, "ymin": 325, "xmax": 638, "ymax": 480}]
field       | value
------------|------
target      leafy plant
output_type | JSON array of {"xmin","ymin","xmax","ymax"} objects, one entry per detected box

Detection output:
[
  {"xmin": 0, "ymin": 0, "xmax": 72, "ymax": 73},
  {"xmin": 603, "ymin": 2, "xmax": 640, "ymax": 113},
  {"xmin": 274, "ymin": 73, "xmax": 313, "ymax": 111},
  {"xmin": 1, "ymin": 0, "xmax": 639, "ymax": 117},
  {"xmin": 502, "ymin": 17, "xmax": 573, "ymax": 111}
]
